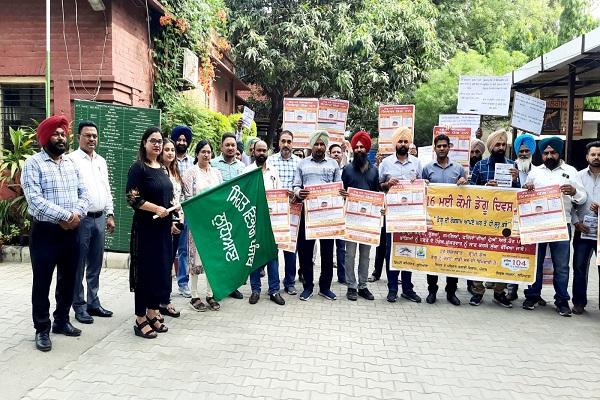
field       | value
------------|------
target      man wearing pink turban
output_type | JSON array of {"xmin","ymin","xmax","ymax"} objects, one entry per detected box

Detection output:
[{"xmin": 21, "ymin": 115, "xmax": 90, "ymax": 352}]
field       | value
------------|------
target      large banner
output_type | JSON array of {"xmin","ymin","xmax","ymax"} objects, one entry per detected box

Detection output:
[
  {"xmin": 344, "ymin": 188, "xmax": 385, "ymax": 246},
  {"xmin": 517, "ymin": 185, "xmax": 569, "ymax": 244},
  {"xmin": 378, "ymin": 105, "xmax": 415, "ymax": 154},
  {"xmin": 304, "ymin": 182, "xmax": 345, "ymax": 239},
  {"xmin": 318, "ymin": 98, "xmax": 349, "ymax": 146},
  {"xmin": 182, "ymin": 169, "xmax": 278, "ymax": 300},
  {"xmin": 391, "ymin": 184, "xmax": 537, "ymax": 284},
  {"xmin": 282, "ymin": 98, "xmax": 319, "ymax": 148}
]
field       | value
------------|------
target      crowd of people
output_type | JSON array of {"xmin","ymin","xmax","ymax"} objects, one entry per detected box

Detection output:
[{"xmin": 21, "ymin": 115, "xmax": 599, "ymax": 351}]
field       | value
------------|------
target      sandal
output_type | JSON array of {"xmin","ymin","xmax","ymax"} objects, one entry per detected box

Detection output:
[
  {"xmin": 159, "ymin": 304, "xmax": 181, "ymax": 318},
  {"xmin": 134, "ymin": 319, "xmax": 157, "ymax": 339},
  {"xmin": 206, "ymin": 297, "xmax": 220, "ymax": 311},
  {"xmin": 146, "ymin": 315, "xmax": 168, "ymax": 333},
  {"xmin": 189, "ymin": 298, "xmax": 207, "ymax": 312},
  {"xmin": 157, "ymin": 313, "xmax": 164, "ymax": 323}
]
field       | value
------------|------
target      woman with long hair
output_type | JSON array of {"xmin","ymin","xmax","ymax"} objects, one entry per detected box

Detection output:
[
  {"xmin": 158, "ymin": 138, "xmax": 182, "ymax": 319},
  {"xmin": 182, "ymin": 140, "xmax": 223, "ymax": 312},
  {"xmin": 126, "ymin": 127, "xmax": 173, "ymax": 339}
]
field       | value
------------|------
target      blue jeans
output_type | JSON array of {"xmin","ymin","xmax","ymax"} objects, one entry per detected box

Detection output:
[
  {"xmin": 282, "ymin": 250, "xmax": 297, "ymax": 289},
  {"xmin": 385, "ymin": 232, "xmax": 415, "ymax": 295},
  {"xmin": 524, "ymin": 225, "xmax": 571, "ymax": 305},
  {"xmin": 73, "ymin": 214, "xmax": 105, "ymax": 312},
  {"xmin": 176, "ymin": 222, "xmax": 189, "ymax": 288},
  {"xmin": 572, "ymin": 231, "xmax": 597, "ymax": 307},
  {"xmin": 250, "ymin": 259, "xmax": 280, "ymax": 295},
  {"xmin": 336, "ymin": 239, "xmax": 346, "ymax": 281}
]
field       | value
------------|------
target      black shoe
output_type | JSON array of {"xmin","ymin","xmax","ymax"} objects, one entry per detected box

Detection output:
[
  {"xmin": 572, "ymin": 304, "xmax": 585, "ymax": 315},
  {"xmin": 284, "ymin": 286, "xmax": 297, "ymax": 295},
  {"xmin": 357, "ymin": 288, "xmax": 375, "ymax": 300},
  {"xmin": 249, "ymin": 292, "xmax": 260, "ymax": 304},
  {"xmin": 368, "ymin": 275, "xmax": 380, "ymax": 283},
  {"xmin": 75, "ymin": 311, "xmax": 94, "ymax": 324},
  {"xmin": 52, "ymin": 321, "xmax": 82, "ymax": 337},
  {"xmin": 35, "ymin": 331, "xmax": 52, "ymax": 352},
  {"xmin": 538, "ymin": 297, "xmax": 547, "ymax": 306},
  {"xmin": 401, "ymin": 292, "xmax": 421, "ymax": 303},
  {"xmin": 522, "ymin": 298, "xmax": 537, "ymax": 310},
  {"xmin": 229, "ymin": 289, "xmax": 243, "ymax": 299},
  {"xmin": 467, "ymin": 284, "xmax": 474, "ymax": 296},
  {"xmin": 269, "ymin": 293, "xmax": 285, "ymax": 305},
  {"xmin": 469, "ymin": 294, "xmax": 483, "ymax": 306},
  {"xmin": 159, "ymin": 305, "xmax": 181, "ymax": 318},
  {"xmin": 426, "ymin": 292, "xmax": 436, "ymax": 304},
  {"xmin": 387, "ymin": 292, "xmax": 398, "ymax": 303},
  {"xmin": 557, "ymin": 303, "xmax": 572, "ymax": 317},
  {"xmin": 493, "ymin": 292, "xmax": 513, "ymax": 308},
  {"xmin": 88, "ymin": 306, "xmax": 113, "ymax": 318},
  {"xmin": 447, "ymin": 293, "xmax": 461, "ymax": 306},
  {"xmin": 346, "ymin": 288, "xmax": 358, "ymax": 301}
]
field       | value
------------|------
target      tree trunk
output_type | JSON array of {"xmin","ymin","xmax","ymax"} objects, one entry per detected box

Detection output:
[{"xmin": 267, "ymin": 94, "xmax": 284, "ymax": 148}]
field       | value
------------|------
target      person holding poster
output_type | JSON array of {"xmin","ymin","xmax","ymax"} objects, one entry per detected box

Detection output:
[
  {"xmin": 379, "ymin": 127, "xmax": 422, "ymax": 303},
  {"xmin": 269, "ymin": 130, "xmax": 302, "ymax": 295},
  {"xmin": 572, "ymin": 141, "xmax": 600, "ymax": 315},
  {"xmin": 469, "ymin": 129, "xmax": 519, "ymax": 308},
  {"xmin": 506, "ymin": 133, "xmax": 537, "ymax": 301},
  {"xmin": 421, "ymin": 134, "xmax": 468, "ymax": 306},
  {"xmin": 244, "ymin": 141, "xmax": 286, "ymax": 306},
  {"xmin": 341, "ymin": 131, "xmax": 378, "ymax": 301},
  {"xmin": 293, "ymin": 131, "xmax": 343, "ymax": 301},
  {"xmin": 522, "ymin": 137, "xmax": 586, "ymax": 317}
]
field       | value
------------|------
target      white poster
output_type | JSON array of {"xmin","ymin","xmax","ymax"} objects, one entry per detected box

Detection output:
[
  {"xmin": 511, "ymin": 92, "xmax": 546, "ymax": 135},
  {"xmin": 457, "ymin": 75, "xmax": 512, "ymax": 116},
  {"xmin": 241, "ymin": 106, "xmax": 255, "ymax": 129},
  {"xmin": 438, "ymin": 114, "xmax": 481, "ymax": 138}
]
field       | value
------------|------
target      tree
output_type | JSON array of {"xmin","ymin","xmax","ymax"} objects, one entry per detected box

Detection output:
[
  {"xmin": 559, "ymin": 0, "xmax": 599, "ymax": 42},
  {"xmin": 413, "ymin": 49, "xmax": 528, "ymax": 145},
  {"xmin": 226, "ymin": 0, "xmax": 442, "ymax": 144}
]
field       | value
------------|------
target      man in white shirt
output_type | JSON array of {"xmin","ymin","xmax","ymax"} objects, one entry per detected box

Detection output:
[
  {"xmin": 244, "ymin": 140, "xmax": 285, "ymax": 305},
  {"xmin": 522, "ymin": 136, "xmax": 586, "ymax": 317},
  {"xmin": 69, "ymin": 121, "xmax": 115, "ymax": 324}
]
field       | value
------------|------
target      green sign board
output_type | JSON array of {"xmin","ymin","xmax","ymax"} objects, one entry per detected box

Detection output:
[{"xmin": 73, "ymin": 100, "xmax": 161, "ymax": 252}]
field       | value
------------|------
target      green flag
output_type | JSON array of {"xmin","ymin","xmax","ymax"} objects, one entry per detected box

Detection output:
[{"xmin": 181, "ymin": 168, "xmax": 277, "ymax": 301}]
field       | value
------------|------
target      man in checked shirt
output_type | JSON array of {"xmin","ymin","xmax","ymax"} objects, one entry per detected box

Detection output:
[{"xmin": 21, "ymin": 116, "xmax": 90, "ymax": 352}]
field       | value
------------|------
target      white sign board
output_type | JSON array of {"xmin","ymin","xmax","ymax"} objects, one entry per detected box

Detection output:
[
  {"xmin": 242, "ymin": 106, "xmax": 255, "ymax": 129},
  {"xmin": 182, "ymin": 48, "xmax": 199, "ymax": 88},
  {"xmin": 417, "ymin": 145, "xmax": 433, "ymax": 166},
  {"xmin": 438, "ymin": 114, "xmax": 481, "ymax": 138},
  {"xmin": 457, "ymin": 75, "xmax": 511, "ymax": 116},
  {"xmin": 511, "ymin": 92, "xmax": 547, "ymax": 135}
]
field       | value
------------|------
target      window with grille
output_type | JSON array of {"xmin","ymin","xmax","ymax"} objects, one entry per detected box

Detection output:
[{"xmin": 0, "ymin": 84, "xmax": 45, "ymax": 151}]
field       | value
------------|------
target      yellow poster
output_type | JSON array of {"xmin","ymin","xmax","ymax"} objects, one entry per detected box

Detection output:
[{"xmin": 392, "ymin": 184, "xmax": 537, "ymax": 284}]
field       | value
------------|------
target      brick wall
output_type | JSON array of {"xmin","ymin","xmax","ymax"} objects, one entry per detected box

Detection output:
[
  {"xmin": 0, "ymin": 0, "xmax": 152, "ymax": 118},
  {"xmin": 210, "ymin": 64, "xmax": 234, "ymax": 115}
]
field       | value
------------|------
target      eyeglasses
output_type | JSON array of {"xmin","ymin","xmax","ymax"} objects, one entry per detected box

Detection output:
[{"xmin": 148, "ymin": 139, "xmax": 163, "ymax": 145}]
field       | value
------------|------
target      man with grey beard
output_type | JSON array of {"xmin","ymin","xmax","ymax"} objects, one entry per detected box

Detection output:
[{"xmin": 507, "ymin": 133, "xmax": 537, "ymax": 301}]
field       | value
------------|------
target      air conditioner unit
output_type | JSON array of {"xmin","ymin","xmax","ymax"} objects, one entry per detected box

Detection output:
[{"xmin": 182, "ymin": 48, "xmax": 199, "ymax": 88}]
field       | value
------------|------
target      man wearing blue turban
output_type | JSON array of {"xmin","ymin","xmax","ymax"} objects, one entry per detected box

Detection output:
[{"xmin": 522, "ymin": 136, "xmax": 587, "ymax": 317}]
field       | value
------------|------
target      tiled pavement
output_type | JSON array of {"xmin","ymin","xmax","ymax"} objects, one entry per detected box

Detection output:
[{"xmin": 2, "ymin": 255, "xmax": 600, "ymax": 400}]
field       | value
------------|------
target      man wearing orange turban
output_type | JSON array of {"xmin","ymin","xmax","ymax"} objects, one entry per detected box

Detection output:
[{"xmin": 21, "ymin": 115, "xmax": 90, "ymax": 352}]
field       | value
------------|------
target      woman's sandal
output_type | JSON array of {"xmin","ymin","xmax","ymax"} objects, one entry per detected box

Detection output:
[
  {"xmin": 159, "ymin": 303, "xmax": 181, "ymax": 318},
  {"xmin": 189, "ymin": 298, "xmax": 208, "ymax": 312},
  {"xmin": 206, "ymin": 297, "xmax": 220, "ymax": 311},
  {"xmin": 134, "ymin": 319, "xmax": 157, "ymax": 339},
  {"xmin": 146, "ymin": 315, "xmax": 168, "ymax": 333}
]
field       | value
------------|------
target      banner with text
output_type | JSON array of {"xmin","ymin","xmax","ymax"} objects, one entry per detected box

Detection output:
[
  {"xmin": 344, "ymin": 188, "xmax": 384, "ymax": 246},
  {"xmin": 386, "ymin": 180, "xmax": 427, "ymax": 232},
  {"xmin": 511, "ymin": 92, "xmax": 546, "ymax": 135},
  {"xmin": 266, "ymin": 189, "xmax": 291, "ymax": 245},
  {"xmin": 282, "ymin": 98, "xmax": 319, "ymax": 148},
  {"xmin": 304, "ymin": 182, "xmax": 345, "ymax": 239},
  {"xmin": 378, "ymin": 105, "xmax": 415, "ymax": 154},
  {"xmin": 391, "ymin": 184, "xmax": 537, "ymax": 284},
  {"xmin": 438, "ymin": 114, "xmax": 481, "ymax": 138},
  {"xmin": 457, "ymin": 75, "xmax": 511, "ymax": 116},
  {"xmin": 318, "ymin": 98, "xmax": 349, "ymax": 146},
  {"xmin": 432, "ymin": 126, "xmax": 471, "ymax": 175},
  {"xmin": 278, "ymin": 202, "xmax": 302, "ymax": 253},
  {"xmin": 517, "ymin": 185, "xmax": 569, "ymax": 244}
]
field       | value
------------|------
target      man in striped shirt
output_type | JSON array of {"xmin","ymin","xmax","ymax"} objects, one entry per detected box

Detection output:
[{"xmin": 21, "ymin": 116, "xmax": 90, "ymax": 352}]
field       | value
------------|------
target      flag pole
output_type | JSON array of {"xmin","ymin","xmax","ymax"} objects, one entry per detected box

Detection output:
[{"xmin": 45, "ymin": 0, "xmax": 51, "ymax": 117}]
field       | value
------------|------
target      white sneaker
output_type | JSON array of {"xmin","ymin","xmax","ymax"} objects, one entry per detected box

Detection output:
[{"xmin": 179, "ymin": 286, "xmax": 191, "ymax": 298}]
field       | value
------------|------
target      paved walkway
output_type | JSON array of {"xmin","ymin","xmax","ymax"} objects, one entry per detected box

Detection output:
[{"xmin": 2, "ymin": 257, "xmax": 600, "ymax": 400}]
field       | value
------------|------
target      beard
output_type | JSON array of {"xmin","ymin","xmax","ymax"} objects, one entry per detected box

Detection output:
[
  {"xmin": 255, "ymin": 155, "xmax": 267, "ymax": 166},
  {"xmin": 352, "ymin": 152, "xmax": 368, "ymax": 170},
  {"xmin": 396, "ymin": 146, "xmax": 408, "ymax": 156},
  {"xmin": 491, "ymin": 149, "xmax": 505, "ymax": 159},
  {"xmin": 516, "ymin": 157, "xmax": 532, "ymax": 173},
  {"xmin": 544, "ymin": 157, "xmax": 560, "ymax": 170},
  {"xmin": 176, "ymin": 144, "xmax": 188, "ymax": 154},
  {"xmin": 46, "ymin": 140, "xmax": 67, "ymax": 156},
  {"xmin": 470, "ymin": 156, "xmax": 482, "ymax": 168}
]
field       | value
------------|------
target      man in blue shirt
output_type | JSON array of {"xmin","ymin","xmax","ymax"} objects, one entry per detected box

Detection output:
[
  {"xmin": 379, "ymin": 127, "xmax": 422, "ymax": 304},
  {"xmin": 469, "ymin": 129, "xmax": 519, "ymax": 308},
  {"xmin": 21, "ymin": 116, "xmax": 90, "ymax": 351},
  {"xmin": 422, "ymin": 133, "xmax": 467, "ymax": 305}
]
